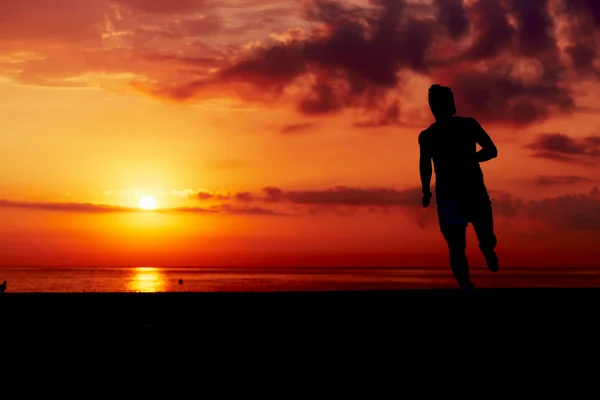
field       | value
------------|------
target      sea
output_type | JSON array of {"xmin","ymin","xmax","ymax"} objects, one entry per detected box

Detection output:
[{"xmin": 1, "ymin": 266, "xmax": 600, "ymax": 292}]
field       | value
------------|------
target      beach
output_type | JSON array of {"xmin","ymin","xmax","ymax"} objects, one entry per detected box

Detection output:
[{"xmin": 3, "ymin": 266, "xmax": 599, "ymax": 347}]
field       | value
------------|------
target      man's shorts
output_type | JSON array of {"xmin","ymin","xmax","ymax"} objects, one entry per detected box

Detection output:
[{"xmin": 436, "ymin": 193, "xmax": 492, "ymax": 230}]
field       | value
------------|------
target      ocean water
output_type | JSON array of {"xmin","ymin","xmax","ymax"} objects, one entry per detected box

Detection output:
[{"xmin": 1, "ymin": 266, "xmax": 600, "ymax": 292}]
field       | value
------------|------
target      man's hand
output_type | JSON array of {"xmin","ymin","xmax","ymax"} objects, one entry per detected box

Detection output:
[{"xmin": 422, "ymin": 192, "xmax": 432, "ymax": 208}]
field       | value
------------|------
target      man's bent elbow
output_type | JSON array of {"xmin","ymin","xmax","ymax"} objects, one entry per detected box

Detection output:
[{"xmin": 491, "ymin": 148, "xmax": 498, "ymax": 158}]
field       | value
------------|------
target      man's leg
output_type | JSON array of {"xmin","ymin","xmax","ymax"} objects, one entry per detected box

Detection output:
[
  {"xmin": 470, "ymin": 195, "xmax": 499, "ymax": 272},
  {"xmin": 437, "ymin": 198, "xmax": 472, "ymax": 289},
  {"xmin": 441, "ymin": 224, "xmax": 472, "ymax": 288}
]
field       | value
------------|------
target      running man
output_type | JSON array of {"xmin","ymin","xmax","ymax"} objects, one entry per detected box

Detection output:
[{"xmin": 418, "ymin": 84, "xmax": 499, "ymax": 290}]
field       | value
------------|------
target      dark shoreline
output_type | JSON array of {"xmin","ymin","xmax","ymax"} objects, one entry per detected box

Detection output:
[{"xmin": 2, "ymin": 289, "xmax": 600, "ymax": 338}]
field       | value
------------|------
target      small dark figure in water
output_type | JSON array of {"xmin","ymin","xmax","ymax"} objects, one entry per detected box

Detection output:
[
  {"xmin": 0, "ymin": 281, "xmax": 6, "ymax": 293},
  {"xmin": 178, "ymin": 279, "xmax": 183, "ymax": 285},
  {"xmin": 418, "ymin": 84, "xmax": 499, "ymax": 290}
]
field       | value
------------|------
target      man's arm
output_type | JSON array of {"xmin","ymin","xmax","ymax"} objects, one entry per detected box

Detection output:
[
  {"xmin": 418, "ymin": 131, "xmax": 432, "ymax": 195},
  {"xmin": 469, "ymin": 118, "xmax": 498, "ymax": 162}
]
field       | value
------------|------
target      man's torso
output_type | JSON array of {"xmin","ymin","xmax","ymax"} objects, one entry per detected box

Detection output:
[{"xmin": 420, "ymin": 116, "xmax": 487, "ymax": 199}]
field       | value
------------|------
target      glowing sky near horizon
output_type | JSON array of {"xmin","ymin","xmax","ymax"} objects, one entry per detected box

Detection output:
[{"xmin": 0, "ymin": 0, "xmax": 600, "ymax": 267}]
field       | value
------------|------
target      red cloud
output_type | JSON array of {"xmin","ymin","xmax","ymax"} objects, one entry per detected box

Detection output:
[
  {"xmin": 526, "ymin": 133, "xmax": 600, "ymax": 164},
  {"xmin": 111, "ymin": 0, "xmax": 210, "ymax": 14},
  {"xmin": 1, "ymin": 0, "xmax": 599, "ymax": 127},
  {"xmin": 0, "ymin": 199, "xmax": 282, "ymax": 216},
  {"xmin": 134, "ymin": 0, "xmax": 586, "ymax": 127},
  {"xmin": 190, "ymin": 185, "xmax": 600, "ymax": 231}
]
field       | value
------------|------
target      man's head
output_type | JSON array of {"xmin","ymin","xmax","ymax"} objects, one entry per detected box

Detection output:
[{"xmin": 428, "ymin": 84, "xmax": 456, "ymax": 118}]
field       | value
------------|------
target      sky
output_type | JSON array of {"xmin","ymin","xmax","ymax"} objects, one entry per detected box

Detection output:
[{"xmin": 0, "ymin": 0, "xmax": 599, "ymax": 267}]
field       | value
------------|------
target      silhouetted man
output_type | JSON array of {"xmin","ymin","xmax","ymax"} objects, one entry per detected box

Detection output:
[{"xmin": 418, "ymin": 84, "xmax": 499, "ymax": 290}]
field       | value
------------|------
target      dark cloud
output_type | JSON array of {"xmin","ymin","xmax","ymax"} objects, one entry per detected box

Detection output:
[
  {"xmin": 526, "ymin": 133, "xmax": 600, "ymax": 163},
  {"xmin": 441, "ymin": 66, "xmax": 574, "ymax": 127},
  {"xmin": 2, "ymin": 0, "xmax": 600, "ymax": 128},
  {"xmin": 565, "ymin": 0, "xmax": 600, "ymax": 24},
  {"xmin": 193, "ymin": 186, "xmax": 430, "ymax": 226},
  {"xmin": 260, "ymin": 185, "xmax": 431, "ymax": 226},
  {"xmin": 140, "ymin": 0, "xmax": 593, "ymax": 128},
  {"xmin": 192, "ymin": 185, "xmax": 425, "ymax": 221},
  {"xmin": 188, "ymin": 185, "xmax": 600, "ymax": 230},
  {"xmin": 444, "ymin": 0, "xmax": 573, "ymax": 126},
  {"xmin": 261, "ymin": 186, "xmax": 419, "ymax": 206},
  {"xmin": 142, "ymin": 0, "xmax": 422, "ymax": 116},
  {"xmin": 535, "ymin": 175, "xmax": 592, "ymax": 185},
  {"xmin": 492, "ymin": 187, "xmax": 600, "ymax": 231},
  {"xmin": 434, "ymin": 0, "xmax": 469, "ymax": 40},
  {"xmin": 561, "ymin": 0, "xmax": 600, "ymax": 76},
  {"xmin": 463, "ymin": 0, "xmax": 514, "ymax": 61},
  {"xmin": 508, "ymin": 0, "xmax": 556, "ymax": 56}
]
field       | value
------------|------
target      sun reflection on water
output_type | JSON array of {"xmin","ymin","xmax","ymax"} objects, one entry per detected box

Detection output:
[{"xmin": 127, "ymin": 267, "xmax": 167, "ymax": 293}]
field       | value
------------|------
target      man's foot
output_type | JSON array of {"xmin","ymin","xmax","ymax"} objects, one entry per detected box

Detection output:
[{"xmin": 483, "ymin": 251, "xmax": 499, "ymax": 272}]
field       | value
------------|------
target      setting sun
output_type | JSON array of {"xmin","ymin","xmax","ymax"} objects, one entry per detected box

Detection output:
[{"xmin": 139, "ymin": 195, "xmax": 157, "ymax": 210}]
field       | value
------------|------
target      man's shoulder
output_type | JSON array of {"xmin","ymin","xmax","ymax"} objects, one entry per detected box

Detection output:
[{"xmin": 418, "ymin": 123, "xmax": 436, "ymax": 142}]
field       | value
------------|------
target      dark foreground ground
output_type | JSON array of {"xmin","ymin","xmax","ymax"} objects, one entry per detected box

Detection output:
[
  {"xmin": 1, "ymin": 289, "xmax": 599, "ymax": 340},
  {"xmin": 3, "ymin": 288, "xmax": 600, "ymax": 382}
]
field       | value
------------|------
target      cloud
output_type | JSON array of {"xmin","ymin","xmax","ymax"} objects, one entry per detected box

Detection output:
[
  {"xmin": 0, "ymin": 1, "xmax": 105, "ymax": 47},
  {"xmin": 535, "ymin": 175, "xmax": 592, "ymax": 185},
  {"xmin": 0, "ymin": 199, "xmax": 136, "ymax": 213},
  {"xmin": 134, "ymin": 0, "xmax": 588, "ymax": 127},
  {"xmin": 279, "ymin": 123, "xmax": 316, "ymax": 135},
  {"xmin": 189, "ymin": 185, "xmax": 431, "ymax": 223},
  {"xmin": 260, "ymin": 186, "xmax": 419, "ymax": 206},
  {"xmin": 188, "ymin": 185, "xmax": 600, "ymax": 231},
  {"xmin": 140, "ymin": 0, "xmax": 438, "ymax": 119},
  {"xmin": 0, "ymin": 0, "xmax": 284, "ymax": 86},
  {"xmin": 192, "ymin": 190, "xmax": 255, "ymax": 202},
  {"xmin": 491, "ymin": 187, "xmax": 600, "ymax": 231},
  {"xmin": 3, "ymin": 184, "xmax": 600, "ymax": 231},
  {"xmin": 111, "ymin": 0, "xmax": 211, "ymax": 14},
  {"xmin": 526, "ymin": 133, "xmax": 600, "ymax": 163},
  {"xmin": 434, "ymin": 0, "xmax": 469, "ymax": 40},
  {"xmin": 0, "ymin": 199, "xmax": 281, "ymax": 216},
  {"xmin": 562, "ymin": 0, "xmax": 600, "ymax": 76},
  {"xmin": 2, "ymin": 0, "xmax": 600, "ymax": 128},
  {"xmin": 168, "ymin": 204, "xmax": 283, "ymax": 216}
]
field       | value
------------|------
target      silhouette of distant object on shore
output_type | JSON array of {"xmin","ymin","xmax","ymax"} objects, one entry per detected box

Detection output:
[
  {"xmin": 0, "ymin": 281, "xmax": 6, "ymax": 293},
  {"xmin": 178, "ymin": 279, "xmax": 183, "ymax": 285}
]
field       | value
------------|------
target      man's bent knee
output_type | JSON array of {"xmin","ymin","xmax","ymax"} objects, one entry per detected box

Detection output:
[{"xmin": 478, "ymin": 233, "xmax": 497, "ymax": 252}]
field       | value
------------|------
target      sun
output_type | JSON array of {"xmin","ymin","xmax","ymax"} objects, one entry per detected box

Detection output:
[{"xmin": 139, "ymin": 195, "xmax": 157, "ymax": 210}]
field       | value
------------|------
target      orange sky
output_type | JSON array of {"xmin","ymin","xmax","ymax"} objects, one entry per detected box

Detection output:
[{"xmin": 0, "ymin": 0, "xmax": 599, "ymax": 267}]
